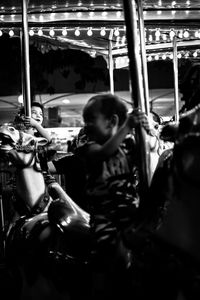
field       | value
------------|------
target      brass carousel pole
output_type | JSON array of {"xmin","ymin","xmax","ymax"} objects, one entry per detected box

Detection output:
[
  {"xmin": 122, "ymin": 0, "xmax": 151, "ymax": 201},
  {"xmin": 136, "ymin": 0, "xmax": 150, "ymax": 117},
  {"xmin": 21, "ymin": 0, "xmax": 31, "ymax": 117},
  {"xmin": 173, "ymin": 36, "xmax": 180, "ymax": 124},
  {"xmin": 108, "ymin": 29, "xmax": 114, "ymax": 94}
]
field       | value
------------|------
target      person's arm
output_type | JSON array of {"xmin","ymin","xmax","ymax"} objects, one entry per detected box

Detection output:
[
  {"xmin": 24, "ymin": 117, "xmax": 52, "ymax": 143},
  {"xmin": 85, "ymin": 110, "xmax": 149, "ymax": 162}
]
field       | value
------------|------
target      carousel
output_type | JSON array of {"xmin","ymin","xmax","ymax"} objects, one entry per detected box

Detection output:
[{"xmin": 0, "ymin": 1, "xmax": 200, "ymax": 300}]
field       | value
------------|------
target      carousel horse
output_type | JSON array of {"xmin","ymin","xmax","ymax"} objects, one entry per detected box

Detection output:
[
  {"xmin": 124, "ymin": 104, "xmax": 200, "ymax": 300},
  {"xmin": 0, "ymin": 124, "xmax": 92, "ymax": 300}
]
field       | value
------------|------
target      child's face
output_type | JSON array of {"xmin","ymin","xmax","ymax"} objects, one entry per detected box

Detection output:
[
  {"xmin": 84, "ymin": 107, "xmax": 113, "ymax": 144},
  {"xmin": 31, "ymin": 106, "xmax": 43, "ymax": 125}
]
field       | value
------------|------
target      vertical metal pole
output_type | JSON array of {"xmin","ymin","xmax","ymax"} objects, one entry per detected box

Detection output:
[
  {"xmin": 21, "ymin": 0, "xmax": 31, "ymax": 117},
  {"xmin": 122, "ymin": 0, "xmax": 151, "ymax": 196},
  {"xmin": 173, "ymin": 36, "xmax": 179, "ymax": 124},
  {"xmin": 108, "ymin": 29, "xmax": 114, "ymax": 94},
  {"xmin": 136, "ymin": 0, "xmax": 150, "ymax": 117}
]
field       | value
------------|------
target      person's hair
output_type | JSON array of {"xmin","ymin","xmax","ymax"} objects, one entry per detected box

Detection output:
[
  {"xmin": 83, "ymin": 93, "xmax": 128, "ymax": 126},
  {"xmin": 18, "ymin": 102, "xmax": 44, "ymax": 116}
]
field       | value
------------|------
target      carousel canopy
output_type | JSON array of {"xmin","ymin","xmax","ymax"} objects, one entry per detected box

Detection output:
[{"xmin": 0, "ymin": 1, "xmax": 200, "ymax": 59}]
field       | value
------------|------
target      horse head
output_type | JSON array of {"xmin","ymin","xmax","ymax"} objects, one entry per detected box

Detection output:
[{"xmin": 0, "ymin": 124, "xmax": 48, "ymax": 169}]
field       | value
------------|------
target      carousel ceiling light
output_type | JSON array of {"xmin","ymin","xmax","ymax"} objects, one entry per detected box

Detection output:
[
  {"xmin": 89, "ymin": 11, "xmax": 94, "ymax": 17},
  {"xmin": 39, "ymin": 15, "xmax": 44, "ymax": 21},
  {"xmin": 183, "ymin": 30, "xmax": 189, "ymax": 38},
  {"xmin": 31, "ymin": 15, "xmax": 36, "ymax": 20},
  {"xmin": 171, "ymin": 10, "xmax": 176, "ymax": 15},
  {"xmin": 90, "ymin": 1, "xmax": 94, "ymax": 6},
  {"xmin": 158, "ymin": 0, "xmax": 162, "ymax": 5},
  {"xmin": 87, "ymin": 28, "xmax": 93, "ymax": 36},
  {"xmin": 9, "ymin": 29, "xmax": 14, "ymax": 37},
  {"xmin": 77, "ymin": 12, "xmax": 82, "ymax": 17},
  {"xmin": 155, "ymin": 54, "xmax": 159, "ymax": 60},
  {"xmin": 194, "ymin": 31, "xmax": 200, "ymax": 38},
  {"xmin": 177, "ymin": 53, "xmax": 182, "ymax": 59},
  {"xmin": 169, "ymin": 30, "xmax": 175, "ymax": 40},
  {"xmin": 0, "ymin": 30, "xmax": 2, "ymax": 37},
  {"xmin": 49, "ymin": 28, "xmax": 55, "ymax": 37},
  {"xmin": 75, "ymin": 28, "xmax": 80, "ymax": 36},
  {"xmin": 29, "ymin": 29, "xmax": 34, "ymax": 36},
  {"xmin": 78, "ymin": 1, "xmax": 82, "ymax": 6},
  {"xmin": 147, "ymin": 55, "xmax": 152, "ymax": 62},
  {"xmin": 62, "ymin": 28, "xmax": 67, "ymax": 36},
  {"xmin": 169, "ymin": 53, "xmax": 173, "ymax": 59},
  {"xmin": 114, "ymin": 28, "xmax": 120, "ymax": 37},
  {"xmin": 38, "ymin": 29, "xmax": 43, "ymax": 36},
  {"xmin": 102, "ymin": 12, "xmax": 107, "ymax": 17},
  {"xmin": 50, "ymin": 13, "xmax": 55, "ymax": 19},
  {"xmin": 171, "ymin": 1, "xmax": 176, "ymax": 5},
  {"xmin": 157, "ymin": 11, "xmax": 162, "ymax": 15},
  {"xmin": 162, "ymin": 54, "xmax": 166, "ymax": 60},
  {"xmin": 193, "ymin": 51, "xmax": 198, "ymax": 57},
  {"xmin": 100, "ymin": 27, "xmax": 106, "ymax": 36},
  {"xmin": 186, "ymin": 0, "xmax": 190, "ymax": 5},
  {"xmin": 116, "ymin": 11, "xmax": 121, "ymax": 18},
  {"xmin": 149, "ymin": 34, "xmax": 153, "ymax": 42}
]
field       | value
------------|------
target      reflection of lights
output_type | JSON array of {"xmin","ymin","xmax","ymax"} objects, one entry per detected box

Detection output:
[
  {"xmin": 18, "ymin": 95, "xmax": 23, "ymax": 104},
  {"xmin": 62, "ymin": 99, "xmax": 70, "ymax": 104}
]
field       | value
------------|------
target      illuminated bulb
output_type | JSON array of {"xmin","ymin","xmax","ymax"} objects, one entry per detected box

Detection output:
[
  {"xmin": 155, "ymin": 29, "xmax": 160, "ymax": 41},
  {"xmin": 100, "ymin": 28, "xmax": 106, "ymax": 36},
  {"xmin": 18, "ymin": 94, "xmax": 23, "ymax": 104},
  {"xmin": 194, "ymin": 31, "xmax": 200, "ymax": 38},
  {"xmin": 102, "ymin": 11, "xmax": 107, "ymax": 17},
  {"xmin": 169, "ymin": 53, "xmax": 173, "ymax": 59},
  {"xmin": 29, "ymin": 29, "xmax": 34, "ymax": 36},
  {"xmin": 89, "ymin": 12, "xmax": 94, "ymax": 17},
  {"xmin": 149, "ymin": 34, "xmax": 153, "ymax": 42},
  {"xmin": 172, "ymin": 1, "xmax": 176, "ymax": 5},
  {"xmin": 62, "ymin": 28, "xmax": 67, "ymax": 36},
  {"xmin": 183, "ymin": 30, "xmax": 189, "ymax": 38},
  {"xmin": 38, "ymin": 29, "xmax": 43, "ymax": 36},
  {"xmin": 147, "ymin": 55, "xmax": 152, "ymax": 62},
  {"xmin": 114, "ymin": 28, "xmax": 120, "ymax": 37},
  {"xmin": 75, "ymin": 28, "xmax": 80, "ymax": 36},
  {"xmin": 87, "ymin": 28, "xmax": 93, "ymax": 36},
  {"xmin": 49, "ymin": 28, "xmax": 55, "ymax": 37},
  {"xmin": 116, "ymin": 11, "xmax": 121, "ymax": 17},
  {"xmin": 177, "ymin": 53, "xmax": 182, "ymax": 59},
  {"xmin": 77, "ymin": 12, "xmax": 82, "ymax": 17},
  {"xmin": 155, "ymin": 55, "xmax": 159, "ymax": 60},
  {"xmin": 193, "ymin": 51, "xmax": 198, "ymax": 57},
  {"xmin": 162, "ymin": 54, "xmax": 167, "ymax": 60},
  {"xmin": 169, "ymin": 30, "xmax": 175, "ymax": 40},
  {"xmin": 0, "ymin": 30, "xmax": 2, "ymax": 36},
  {"xmin": 9, "ymin": 29, "xmax": 14, "ymax": 37}
]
